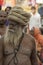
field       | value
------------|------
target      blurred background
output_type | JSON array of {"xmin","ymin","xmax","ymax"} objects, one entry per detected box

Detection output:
[{"xmin": 1, "ymin": 0, "xmax": 43, "ymax": 12}]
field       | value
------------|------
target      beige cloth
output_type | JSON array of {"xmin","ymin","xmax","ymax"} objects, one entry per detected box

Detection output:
[{"xmin": 0, "ymin": 34, "xmax": 39, "ymax": 65}]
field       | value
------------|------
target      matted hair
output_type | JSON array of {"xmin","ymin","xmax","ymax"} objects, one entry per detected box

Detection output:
[{"xmin": 4, "ymin": 25, "xmax": 23, "ymax": 47}]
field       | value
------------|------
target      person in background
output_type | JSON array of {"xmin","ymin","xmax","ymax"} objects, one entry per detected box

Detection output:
[
  {"xmin": 5, "ymin": 6, "xmax": 12, "ymax": 25},
  {"xmin": 29, "ymin": 6, "xmax": 41, "ymax": 30},
  {"xmin": 0, "ymin": 10, "xmax": 7, "ymax": 38},
  {"xmin": 38, "ymin": 5, "xmax": 43, "ymax": 34},
  {"xmin": 5, "ymin": 6, "xmax": 12, "ymax": 14},
  {"xmin": 38, "ymin": 4, "xmax": 43, "ymax": 17}
]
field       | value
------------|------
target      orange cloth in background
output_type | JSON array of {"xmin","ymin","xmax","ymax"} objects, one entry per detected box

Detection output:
[
  {"xmin": 37, "ymin": 35, "xmax": 43, "ymax": 46},
  {"xmin": 34, "ymin": 28, "xmax": 43, "ymax": 46}
]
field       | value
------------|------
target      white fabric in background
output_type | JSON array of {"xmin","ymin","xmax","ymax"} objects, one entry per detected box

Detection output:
[{"xmin": 29, "ymin": 12, "xmax": 41, "ymax": 30}]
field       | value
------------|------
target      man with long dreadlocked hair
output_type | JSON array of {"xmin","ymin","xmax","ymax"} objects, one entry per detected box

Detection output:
[{"xmin": 0, "ymin": 6, "xmax": 39, "ymax": 65}]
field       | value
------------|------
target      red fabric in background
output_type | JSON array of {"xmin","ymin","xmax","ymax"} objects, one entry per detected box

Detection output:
[
  {"xmin": 40, "ymin": 63, "xmax": 42, "ymax": 65},
  {"xmin": 0, "ymin": 0, "xmax": 3, "ymax": 6}
]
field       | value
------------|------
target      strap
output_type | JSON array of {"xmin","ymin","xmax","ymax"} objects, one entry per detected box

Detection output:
[
  {"xmin": 17, "ymin": 33, "xmax": 24, "ymax": 52},
  {"xmin": 13, "ymin": 33, "xmax": 24, "ymax": 65}
]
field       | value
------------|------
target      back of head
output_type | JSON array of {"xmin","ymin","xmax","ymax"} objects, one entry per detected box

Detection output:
[
  {"xmin": 31, "ymin": 6, "xmax": 36, "ymax": 14},
  {"xmin": 31, "ymin": 6, "xmax": 36, "ymax": 10},
  {"xmin": 5, "ymin": 6, "xmax": 12, "ymax": 14}
]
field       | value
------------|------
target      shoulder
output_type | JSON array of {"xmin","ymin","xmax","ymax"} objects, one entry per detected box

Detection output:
[
  {"xmin": 23, "ymin": 34, "xmax": 36, "ymax": 44},
  {"xmin": 21, "ymin": 34, "xmax": 36, "ymax": 49},
  {"xmin": 24, "ymin": 33, "xmax": 35, "ymax": 39}
]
